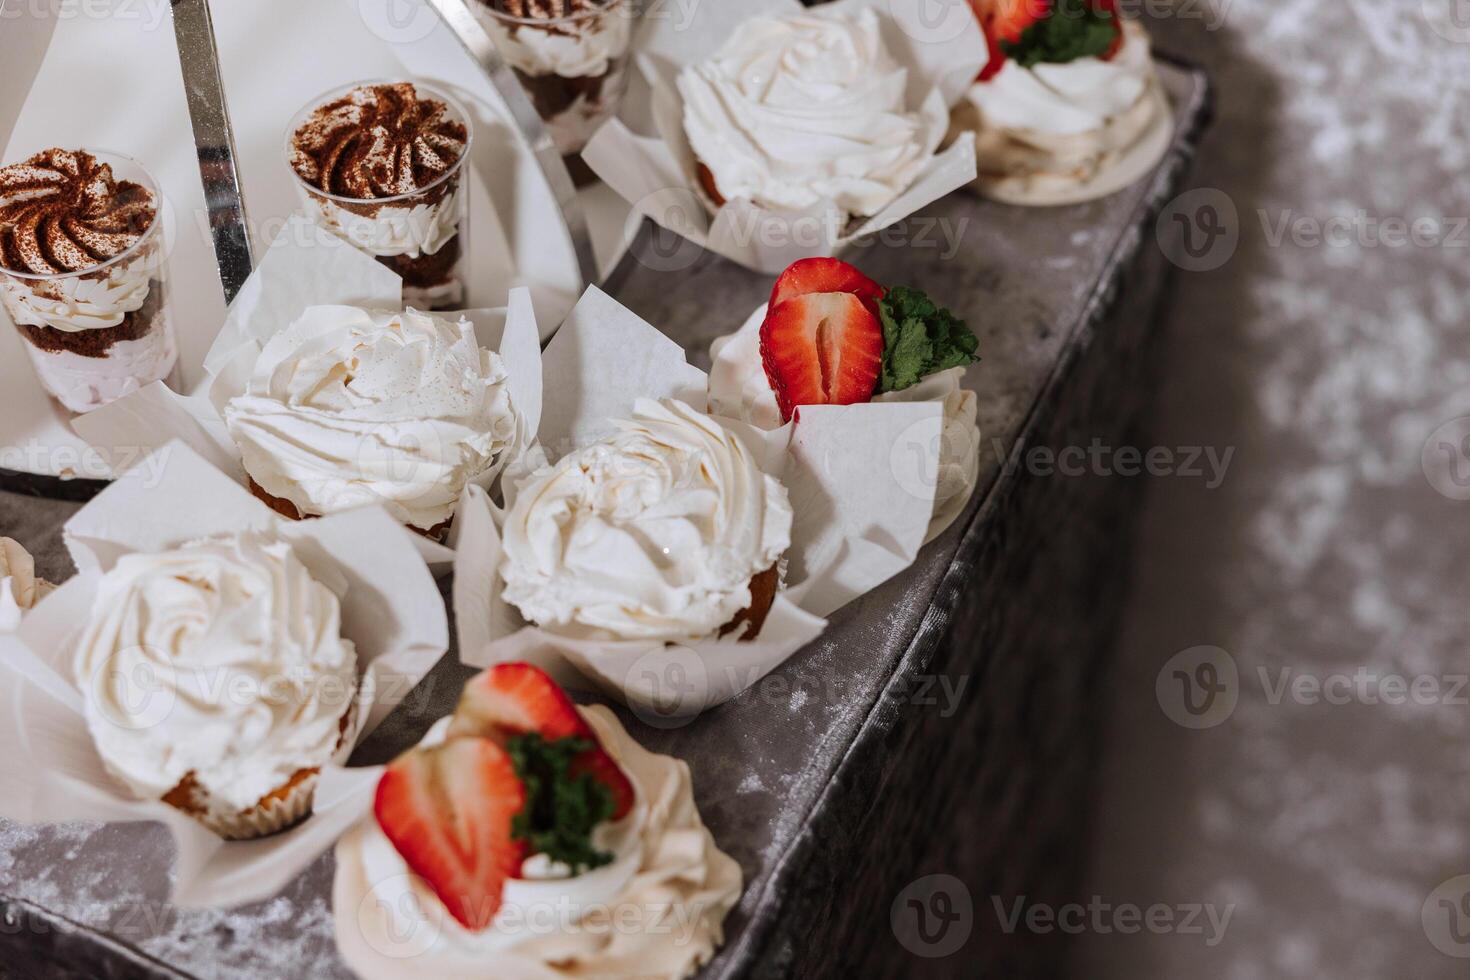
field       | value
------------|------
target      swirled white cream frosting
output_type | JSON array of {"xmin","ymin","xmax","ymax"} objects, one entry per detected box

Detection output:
[
  {"xmin": 224, "ymin": 306, "xmax": 520, "ymax": 532},
  {"xmin": 0, "ymin": 537, "xmax": 53, "ymax": 631},
  {"xmin": 500, "ymin": 398, "xmax": 792, "ymax": 642},
  {"xmin": 1, "ymin": 248, "xmax": 157, "ymax": 332},
  {"xmin": 959, "ymin": 20, "xmax": 1162, "ymax": 195},
  {"xmin": 678, "ymin": 7, "xmax": 942, "ymax": 217},
  {"xmin": 71, "ymin": 533, "xmax": 357, "ymax": 813},
  {"xmin": 477, "ymin": 2, "xmax": 633, "ymax": 79},
  {"xmin": 299, "ymin": 182, "xmax": 462, "ymax": 260},
  {"xmin": 334, "ymin": 705, "xmax": 742, "ymax": 980},
  {"xmin": 708, "ymin": 307, "xmax": 979, "ymax": 534}
]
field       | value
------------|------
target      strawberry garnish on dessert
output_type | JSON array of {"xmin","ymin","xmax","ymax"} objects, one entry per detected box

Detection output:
[
  {"xmin": 451, "ymin": 662, "xmax": 636, "ymax": 819},
  {"xmin": 971, "ymin": 0, "xmax": 1049, "ymax": 81},
  {"xmin": 373, "ymin": 663, "xmax": 637, "ymax": 932},
  {"xmin": 374, "ymin": 738, "xmax": 527, "ymax": 931},
  {"xmin": 969, "ymin": 0, "xmax": 1122, "ymax": 81},
  {"xmin": 758, "ymin": 258, "xmax": 980, "ymax": 424}
]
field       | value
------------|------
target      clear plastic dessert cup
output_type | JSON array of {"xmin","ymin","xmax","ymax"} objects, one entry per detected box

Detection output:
[
  {"xmin": 472, "ymin": 0, "xmax": 635, "ymax": 183},
  {"xmin": 285, "ymin": 81, "xmax": 473, "ymax": 311},
  {"xmin": 0, "ymin": 150, "xmax": 177, "ymax": 415}
]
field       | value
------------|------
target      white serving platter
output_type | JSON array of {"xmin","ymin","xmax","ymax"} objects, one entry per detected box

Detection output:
[{"xmin": 0, "ymin": 0, "xmax": 637, "ymax": 484}]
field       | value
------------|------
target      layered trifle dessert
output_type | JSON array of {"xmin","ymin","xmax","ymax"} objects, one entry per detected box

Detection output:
[
  {"xmin": 473, "ymin": 0, "xmax": 633, "ymax": 182},
  {"xmin": 0, "ymin": 148, "xmax": 176, "ymax": 413},
  {"xmin": 288, "ymin": 82, "xmax": 471, "ymax": 309}
]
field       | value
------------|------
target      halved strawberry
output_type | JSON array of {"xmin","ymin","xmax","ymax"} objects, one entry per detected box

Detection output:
[
  {"xmin": 760, "ymin": 291, "xmax": 884, "ymax": 423},
  {"xmin": 971, "ymin": 0, "xmax": 1052, "ymax": 81},
  {"xmin": 374, "ymin": 737, "xmax": 527, "ymax": 932},
  {"xmin": 450, "ymin": 662, "xmax": 586, "ymax": 744},
  {"xmin": 769, "ymin": 257, "xmax": 884, "ymax": 318},
  {"xmin": 450, "ymin": 663, "xmax": 635, "ymax": 820}
]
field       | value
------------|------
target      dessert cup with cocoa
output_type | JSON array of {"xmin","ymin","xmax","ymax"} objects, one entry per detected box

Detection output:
[
  {"xmin": 0, "ymin": 148, "xmax": 177, "ymax": 414},
  {"xmin": 473, "ymin": 0, "xmax": 634, "ymax": 185},
  {"xmin": 287, "ymin": 81, "xmax": 472, "ymax": 310}
]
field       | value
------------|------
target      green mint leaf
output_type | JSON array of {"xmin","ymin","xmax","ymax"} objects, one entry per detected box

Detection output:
[
  {"xmin": 1000, "ymin": 1, "xmax": 1118, "ymax": 68},
  {"xmin": 507, "ymin": 733, "xmax": 614, "ymax": 874},
  {"xmin": 877, "ymin": 286, "xmax": 980, "ymax": 394}
]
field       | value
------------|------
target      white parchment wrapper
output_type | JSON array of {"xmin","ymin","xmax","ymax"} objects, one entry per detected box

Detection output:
[
  {"xmin": 0, "ymin": 443, "xmax": 449, "ymax": 907},
  {"xmin": 453, "ymin": 287, "xmax": 942, "ymax": 714},
  {"xmin": 583, "ymin": 0, "xmax": 987, "ymax": 275},
  {"xmin": 71, "ymin": 215, "xmax": 545, "ymax": 566},
  {"xmin": 709, "ymin": 304, "xmax": 981, "ymax": 542}
]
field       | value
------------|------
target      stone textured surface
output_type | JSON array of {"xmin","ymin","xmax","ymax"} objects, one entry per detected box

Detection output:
[
  {"xmin": 0, "ymin": 50, "xmax": 1211, "ymax": 980},
  {"xmin": 1080, "ymin": 2, "xmax": 1470, "ymax": 979}
]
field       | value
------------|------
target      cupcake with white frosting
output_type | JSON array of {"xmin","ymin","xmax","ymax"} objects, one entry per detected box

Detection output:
[
  {"xmin": 223, "ymin": 305, "xmax": 522, "ymax": 541},
  {"xmin": 72, "ymin": 532, "xmax": 358, "ymax": 840},
  {"xmin": 708, "ymin": 257, "xmax": 981, "ymax": 539},
  {"xmin": 334, "ymin": 662, "xmax": 741, "ymax": 980},
  {"xmin": 500, "ymin": 398, "xmax": 792, "ymax": 643},
  {"xmin": 955, "ymin": 0, "xmax": 1168, "ymax": 204},
  {"xmin": 678, "ymin": 6, "xmax": 948, "ymax": 227}
]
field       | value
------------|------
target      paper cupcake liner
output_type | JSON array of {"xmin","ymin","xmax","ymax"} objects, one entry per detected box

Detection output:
[{"xmin": 188, "ymin": 770, "xmax": 320, "ymax": 841}]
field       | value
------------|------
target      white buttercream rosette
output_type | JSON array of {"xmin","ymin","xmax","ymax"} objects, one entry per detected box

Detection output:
[
  {"xmin": 0, "ymin": 444, "xmax": 449, "ymax": 906},
  {"xmin": 955, "ymin": 19, "xmax": 1172, "ymax": 206},
  {"xmin": 708, "ymin": 303, "xmax": 980, "ymax": 542},
  {"xmin": 334, "ymin": 704, "xmax": 741, "ymax": 980},
  {"xmin": 454, "ymin": 287, "xmax": 948, "ymax": 715},
  {"xmin": 224, "ymin": 305, "xmax": 521, "ymax": 533},
  {"xmin": 584, "ymin": 0, "xmax": 989, "ymax": 274},
  {"xmin": 72, "ymin": 216, "xmax": 544, "ymax": 566}
]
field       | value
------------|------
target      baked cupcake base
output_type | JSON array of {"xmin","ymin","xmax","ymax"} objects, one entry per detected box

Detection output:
[
  {"xmin": 718, "ymin": 563, "xmax": 779, "ymax": 641},
  {"xmin": 246, "ymin": 477, "xmax": 451, "ymax": 543}
]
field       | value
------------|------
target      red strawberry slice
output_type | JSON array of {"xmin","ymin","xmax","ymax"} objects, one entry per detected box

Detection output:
[
  {"xmin": 1089, "ymin": 0, "xmax": 1125, "ymax": 60},
  {"xmin": 769, "ymin": 257, "xmax": 884, "ymax": 318},
  {"xmin": 451, "ymin": 662, "xmax": 587, "ymax": 743},
  {"xmin": 760, "ymin": 291, "xmax": 884, "ymax": 423},
  {"xmin": 971, "ymin": 0, "xmax": 1051, "ymax": 81},
  {"xmin": 374, "ymin": 737, "xmax": 527, "ymax": 932},
  {"xmin": 450, "ymin": 663, "xmax": 635, "ymax": 820}
]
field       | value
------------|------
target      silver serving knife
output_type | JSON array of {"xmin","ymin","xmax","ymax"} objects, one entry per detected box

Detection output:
[
  {"xmin": 425, "ymin": 0, "xmax": 601, "ymax": 289},
  {"xmin": 169, "ymin": 0, "xmax": 255, "ymax": 306}
]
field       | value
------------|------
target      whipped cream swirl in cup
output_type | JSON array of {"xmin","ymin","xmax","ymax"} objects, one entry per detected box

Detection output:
[
  {"xmin": 335, "ymin": 705, "xmax": 742, "ymax": 979},
  {"xmin": 224, "ymin": 306, "xmax": 520, "ymax": 534},
  {"xmin": 678, "ymin": 7, "xmax": 938, "ymax": 217},
  {"xmin": 473, "ymin": 0, "xmax": 636, "ymax": 161},
  {"xmin": 0, "ymin": 148, "xmax": 177, "ymax": 412},
  {"xmin": 288, "ymin": 82, "xmax": 472, "ymax": 310},
  {"xmin": 72, "ymin": 533, "xmax": 357, "ymax": 832},
  {"xmin": 500, "ymin": 398, "xmax": 792, "ymax": 643}
]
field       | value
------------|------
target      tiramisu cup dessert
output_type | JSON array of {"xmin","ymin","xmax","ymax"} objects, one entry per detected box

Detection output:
[
  {"xmin": 678, "ymin": 7, "xmax": 945, "ymax": 228},
  {"xmin": 335, "ymin": 663, "xmax": 741, "ymax": 979},
  {"xmin": 708, "ymin": 258, "xmax": 981, "ymax": 530},
  {"xmin": 288, "ymin": 82, "xmax": 471, "ymax": 310},
  {"xmin": 500, "ymin": 398, "xmax": 792, "ymax": 644},
  {"xmin": 0, "ymin": 149, "xmax": 176, "ymax": 413},
  {"xmin": 72, "ymin": 532, "xmax": 358, "ymax": 840},
  {"xmin": 956, "ymin": 0, "xmax": 1167, "ymax": 203},
  {"xmin": 222, "ymin": 305, "xmax": 522, "ymax": 542},
  {"xmin": 473, "ymin": 0, "xmax": 634, "ymax": 183}
]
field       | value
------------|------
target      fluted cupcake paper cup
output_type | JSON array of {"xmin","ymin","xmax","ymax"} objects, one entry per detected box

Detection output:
[
  {"xmin": 452, "ymin": 287, "xmax": 947, "ymax": 715},
  {"xmin": 583, "ymin": 0, "xmax": 987, "ymax": 275},
  {"xmin": 0, "ymin": 443, "xmax": 449, "ymax": 907},
  {"xmin": 70, "ymin": 214, "xmax": 544, "ymax": 570}
]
